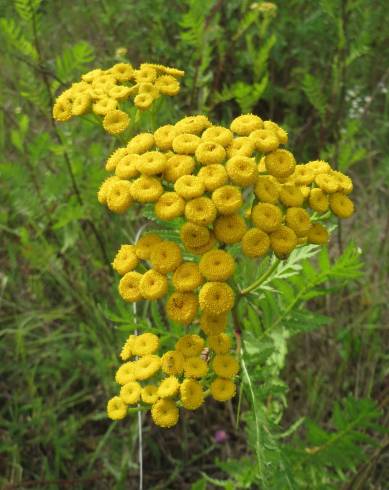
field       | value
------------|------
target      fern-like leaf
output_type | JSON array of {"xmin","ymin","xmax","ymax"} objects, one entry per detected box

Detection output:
[
  {"xmin": 302, "ymin": 73, "xmax": 327, "ymax": 119},
  {"xmin": 55, "ymin": 41, "xmax": 95, "ymax": 82}
]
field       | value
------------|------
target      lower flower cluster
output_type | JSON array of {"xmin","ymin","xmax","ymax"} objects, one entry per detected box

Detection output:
[{"xmin": 107, "ymin": 331, "xmax": 238, "ymax": 428}]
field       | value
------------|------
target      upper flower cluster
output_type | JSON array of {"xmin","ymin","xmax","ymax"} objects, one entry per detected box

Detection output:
[{"xmin": 52, "ymin": 62, "xmax": 184, "ymax": 134}]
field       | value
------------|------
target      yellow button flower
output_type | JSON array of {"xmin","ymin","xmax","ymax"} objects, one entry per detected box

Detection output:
[
  {"xmin": 241, "ymin": 228, "xmax": 270, "ymax": 257},
  {"xmin": 226, "ymin": 156, "xmax": 258, "ymax": 187},
  {"xmin": 115, "ymin": 154, "xmax": 140, "ymax": 179},
  {"xmin": 72, "ymin": 93, "xmax": 91, "ymax": 116},
  {"xmin": 285, "ymin": 207, "xmax": 312, "ymax": 237},
  {"xmin": 165, "ymin": 291, "xmax": 198, "ymax": 325},
  {"xmin": 172, "ymin": 133, "xmax": 201, "ymax": 154},
  {"xmin": 92, "ymin": 97, "xmax": 118, "ymax": 115},
  {"xmin": 53, "ymin": 97, "xmax": 73, "ymax": 121},
  {"xmin": 135, "ymin": 233, "xmax": 162, "ymax": 260},
  {"xmin": 249, "ymin": 129, "xmax": 279, "ymax": 152},
  {"xmin": 107, "ymin": 396, "xmax": 127, "ymax": 420},
  {"xmin": 118, "ymin": 271, "xmax": 143, "ymax": 302},
  {"xmin": 150, "ymin": 241, "xmax": 182, "ymax": 274},
  {"xmin": 254, "ymin": 176, "xmax": 280, "ymax": 203},
  {"xmin": 115, "ymin": 361, "xmax": 137, "ymax": 385},
  {"xmin": 120, "ymin": 381, "xmax": 141, "ymax": 404},
  {"xmin": 174, "ymin": 175, "xmax": 205, "ymax": 199},
  {"xmin": 184, "ymin": 357, "xmax": 208, "ymax": 378},
  {"xmin": 110, "ymin": 63, "xmax": 134, "ymax": 81},
  {"xmin": 151, "ymin": 398, "xmax": 179, "ymax": 428},
  {"xmin": 131, "ymin": 176, "xmax": 163, "ymax": 203},
  {"xmin": 141, "ymin": 385, "xmax": 159, "ymax": 404},
  {"xmin": 132, "ymin": 332, "xmax": 160, "ymax": 356},
  {"xmin": 305, "ymin": 160, "xmax": 331, "ymax": 175},
  {"xmin": 201, "ymin": 125, "xmax": 233, "ymax": 147},
  {"xmin": 208, "ymin": 333, "xmax": 231, "ymax": 354},
  {"xmin": 112, "ymin": 244, "xmax": 139, "ymax": 275},
  {"xmin": 134, "ymin": 354, "xmax": 161, "ymax": 380},
  {"xmin": 270, "ymin": 225, "xmax": 298, "ymax": 258},
  {"xmin": 127, "ymin": 132, "xmax": 155, "ymax": 154},
  {"xmin": 185, "ymin": 197, "xmax": 217, "ymax": 226},
  {"xmin": 329, "ymin": 192, "xmax": 355, "ymax": 218},
  {"xmin": 315, "ymin": 173, "xmax": 339, "ymax": 193},
  {"xmin": 107, "ymin": 180, "xmax": 133, "ymax": 213},
  {"xmin": 279, "ymin": 184, "xmax": 305, "ymax": 207},
  {"xmin": 158, "ymin": 376, "xmax": 180, "ymax": 398},
  {"xmin": 214, "ymin": 214, "xmax": 247, "ymax": 244},
  {"xmin": 180, "ymin": 222, "xmax": 210, "ymax": 248},
  {"xmin": 180, "ymin": 379, "xmax": 204, "ymax": 410},
  {"xmin": 176, "ymin": 334, "xmax": 205, "ymax": 357},
  {"xmin": 134, "ymin": 66, "xmax": 157, "ymax": 83},
  {"xmin": 175, "ymin": 115, "xmax": 211, "ymax": 135},
  {"xmin": 97, "ymin": 176, "xmax": 120, "ymax": 204},
  {"xmin": 161, "ymin": 350, "xmax": 185, "ymax": 375},
  {"xmin": 251, "ymin": 203, "xmax": 282, "ymax": 232},
  {"xmin": 309, "ymin": 188, "xmax": 329, "ymax": 213},
  {"xmin": 212, "ymin": 185, "xmax": 242, "ymax": 215},
  {"xmin": 139, "ymin": 270, "xmax": 168, "ymax": 300},
  {"xmin": 120, "ymin": 335, "xmax": 136, "ymax": 361},
  {"xmin": 200, "ymin": 311, "xmax": 228, "ymax": 336},
  {"xmin": 226, "ymin": 136, "xmax": 255, "ymax": 158},
  {"xmin": 307, "ymin": 223, "xmax": 329, "ymax": 245},
  {"xmin": 134, "ymin": 93, "xmax": 154, "ymax": 110},
  {"xmin": 195, "ymin": 141, "xmax": 226, "ymax": 165},
  {"xmin": 293, "ymin": 164, "xmax": 315, "ymax": 185},
  {"xmin": 199, "ymin": 282, "xmax": 235, "ymax": 315},
  {"xmin": 199, "ymin": 249, "xmax": 235, "ymax": 281},
  {"xmin": 164, "ymin": 154, "xmax": 195, "ymax": 182},
  {"xmin": 184, "ymin": 233, "xmax": 218, "ymax": 256},
  {"xmin": 103, "ymin": 110, "xmax": 130, "ymax": 134},
  {"xmin": 154, "ymin": 124, "xmax": 178, "ymax": 151},
  {"xmin": 212, "ymin": 354, "xmax": 239, "ymax": 378},
  {"xmin": 108, "ymin": 85, "xmax": 132, "ymax": 101},
  {"xmin": 330, "ymin": 170, "xmax": 353, "ymax": 194},
  {"xmin": 230, "ymin": 114, "xmax": 263, "ymax": 135},
  {"xmin": 136, "ymin": 151, "xmax": 167, "ymax": 175},
  {"xmin": 211, "ymin": 378, "xmax": 236, "ymax": 402},
  {"xmin": 198, "ymin": 164, "xmax": 228, "ymax": 191},
  {"xmin": 265, "ymin": 149, "xmax": 296, "ymax": 179},
  {"xmin": 155, "ymin": 192, "xmax": 185, "ymax": 220},
  {"xmin": 263, "ymin": 120, "xmax": 288, "ymax": 144},
  {"xmin": 155, "ymin": 75, "xmax": 180, "ymax": 96},
  {"xmin": 173, "ymin": 262, "xmax": 203, "ymax": 292},
  {"xmin": 105, "ymin": 147, "xmax": 129, "ymax": 171}
]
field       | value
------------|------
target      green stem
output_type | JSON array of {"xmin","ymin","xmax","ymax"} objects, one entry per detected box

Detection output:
[{"xmin": 240, "ymin": 258, "xmax": 281, "ymax": 295}]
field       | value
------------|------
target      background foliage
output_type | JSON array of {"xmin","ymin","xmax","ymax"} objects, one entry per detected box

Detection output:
[{"xmin": 0, "ymin": 0, "xmax": 388, "ymax": 488}]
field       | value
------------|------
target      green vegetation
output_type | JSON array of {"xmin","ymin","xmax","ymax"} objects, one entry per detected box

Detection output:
[{"xmin": 1, "ymin": 0, "xmax": 388, "ymax": 489}]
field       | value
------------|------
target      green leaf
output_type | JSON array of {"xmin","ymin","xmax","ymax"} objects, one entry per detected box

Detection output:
[
  {"xmin": 0, "ymin": 17, "xmax": 37, "ymax": 59},
  {"xmin": 302, "ymin": 73, "xmax": 327, "ymax": 119},
  {"xmin": 55, "ymin": 41, "xmax": 95, "ymax": 82}
]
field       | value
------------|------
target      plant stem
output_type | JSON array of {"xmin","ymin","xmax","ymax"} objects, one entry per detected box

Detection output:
[{"xmin": 240, "ymin": 258, "xmax": 281, "ymax": 295}]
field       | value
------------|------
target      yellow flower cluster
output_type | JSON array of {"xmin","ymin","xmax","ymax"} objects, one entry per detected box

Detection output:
[
  {"xmin": 107, "ymin": 329, "xmax": 238, "ymax": 427},
  {"xmin": 99, "ymin": 113, "xmax": 354, "ymax": 258},
  {"xmin": 102, "ymin": 113, "xmax": 354, "ymax": 427},
  {"xmin": 52, "ymin": 62, "xmax": 184, "ymax": 134}
]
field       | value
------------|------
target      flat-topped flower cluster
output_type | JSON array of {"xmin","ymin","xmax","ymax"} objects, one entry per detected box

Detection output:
[{"xmin": 52, "ymin": 62, "xmax": 184, "ymax": 134}]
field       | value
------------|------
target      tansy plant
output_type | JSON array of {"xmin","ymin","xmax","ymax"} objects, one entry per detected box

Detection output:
[{"xmin": 53, "ymin": 61, "xmax": 355, "ymax": 430}]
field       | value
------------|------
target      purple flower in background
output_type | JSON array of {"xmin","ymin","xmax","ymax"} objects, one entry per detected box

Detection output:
[{"xmin": 214, "ymin": 430, "xmax": 228, "ymax": 444}]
